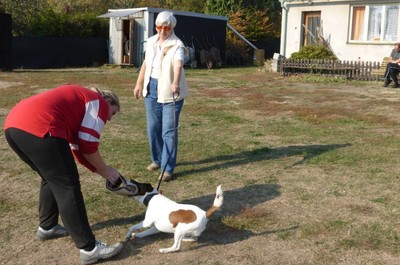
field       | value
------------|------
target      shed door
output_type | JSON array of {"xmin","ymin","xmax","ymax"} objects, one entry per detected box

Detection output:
[
  {"xmin": 122, "ymin": 19, "xmax": 136, "ymax": 64},
  {"xmin": 303, "ymin": 11, "xmax": 321, "ymax": 47}
]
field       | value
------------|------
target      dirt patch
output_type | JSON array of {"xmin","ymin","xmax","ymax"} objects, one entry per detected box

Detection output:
[{"xmin": 0, "ymin": 81, "xmax": 24, "ymax": 89}]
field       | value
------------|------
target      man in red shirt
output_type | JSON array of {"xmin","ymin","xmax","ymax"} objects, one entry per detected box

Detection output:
[{"xmin": 4, "ymin": 85, "xmax": 123, "ymax": 264}]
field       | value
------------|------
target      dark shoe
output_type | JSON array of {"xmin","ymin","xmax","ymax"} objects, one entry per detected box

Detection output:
[
  {"xmin": 383, "ymin": 80, "xmax": 392, "ymax": 87},
  {"xmin": 393, "ymin": 83, "xmax": 400, "ymax": 88},
  {"xmin": 80, "ymin": 240, "xmax": 123, "ymax": 265},
  {"xmin": 36, "ymin": 224, "xmax": 69, "ymax": 240},
  {"xmin": 146, "ymin": 162, "xmax": 160, "ymax": 171},
  {"xmin": 158, "ymin": 172, "xmax": 173, "ymax": 182}
]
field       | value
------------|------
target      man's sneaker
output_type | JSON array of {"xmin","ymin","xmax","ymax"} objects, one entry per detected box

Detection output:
[
  {"xmin": 383, "ymin": 80, "xmax": 392, "ymax": 87},
  {"xmin": 80, "ymin": 240, "xmax": 123, "ymax": 265},
  {"xmin": 35, "ymin": 224, "xmax": 69, "ymax": 240},
  {"xmin": 147, "ymin": 162, "xmax": 160, "ymax": 171},
  {"xmin": 393, "ymin": 83, "xmax": 400, "ymax": 88}
]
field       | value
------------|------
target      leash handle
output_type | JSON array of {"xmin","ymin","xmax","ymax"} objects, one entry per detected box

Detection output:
[{"xmin": 173, "ymin": 92, "xmax": 180, "ymax": 101}]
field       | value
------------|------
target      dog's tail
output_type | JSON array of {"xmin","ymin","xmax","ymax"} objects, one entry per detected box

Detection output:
[{"xmin": 206, "ymin": 185, "xmax": 223, "ymax": 219}]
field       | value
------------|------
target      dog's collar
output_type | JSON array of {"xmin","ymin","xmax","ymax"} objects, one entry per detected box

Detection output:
[{"xmin": 143, "ymin": 193, "xmax": 158, "ymax": 206}]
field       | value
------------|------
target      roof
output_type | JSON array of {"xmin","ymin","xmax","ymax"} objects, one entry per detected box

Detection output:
[
  {"xmin": 279, "ymin": 0, "xmax": 398, "ymax": 5},
  {"xmin": 98, "ymin": 7, "xmax": 228, "ymax": 21},
  {"xmin": 97, "ymin": 10, "xmax": 140, "ymax": 18}
]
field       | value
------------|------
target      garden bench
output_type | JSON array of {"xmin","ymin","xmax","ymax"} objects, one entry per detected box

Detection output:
[{"xmin": 371, "ymin": 57, "xmax": 399, "ymax": 80}]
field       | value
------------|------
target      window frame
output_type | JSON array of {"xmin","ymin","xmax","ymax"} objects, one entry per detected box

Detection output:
[{"xmin": 349, "ymin": 3, "xmax": 399, "ymax": 43}]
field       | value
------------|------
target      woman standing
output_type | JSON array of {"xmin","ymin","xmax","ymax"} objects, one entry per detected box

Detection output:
[
  {"xmin": 133, "ymin": 11, "xmax": 188, "ymax": 181},
  {"xmin": 4, "ymin": 85, "xmax": 123, "ymax": 264}
]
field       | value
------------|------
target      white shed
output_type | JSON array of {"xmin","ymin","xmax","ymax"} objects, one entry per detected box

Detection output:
[{"xmin": 98, "ymin": 7, "xmax": 228, "ymax": 67}]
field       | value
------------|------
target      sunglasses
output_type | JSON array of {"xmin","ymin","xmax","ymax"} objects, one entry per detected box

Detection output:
[{"xmin": 155, "ymin": 25, "xmax": 172, "ymax": 32}]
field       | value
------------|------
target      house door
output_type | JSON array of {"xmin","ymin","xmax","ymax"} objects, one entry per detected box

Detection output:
[{"xmin": 303, "ymin": 12, "xmax": 321, "ymax": 46}]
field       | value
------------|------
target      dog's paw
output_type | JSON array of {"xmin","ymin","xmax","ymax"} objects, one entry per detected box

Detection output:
[
  {"xmin": 159, "ymin": 248, "xmax": 170, "ymax": 254},
  {"xmin": 159, "ymin": 247, "xmax": 179, "ymax": 253}
]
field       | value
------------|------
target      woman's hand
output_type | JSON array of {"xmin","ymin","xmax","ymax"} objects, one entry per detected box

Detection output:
[
  {"xmin": 133, "ymin": 62, "xmax": 146, "ymax": 99},
  {"xmin": 133, "ymin": 84, "xmax": 143, "ymax": 99},
  {"xmin": 171, "ymin": 82, "xmax": 180, "ymax": 95},
  {"xmin": 82, "ymin": 151, "xmax": 120, "ymax": 184},
  {"xmin": 97, "ymin": 165, "xmax": 120, "ymax": 184}
]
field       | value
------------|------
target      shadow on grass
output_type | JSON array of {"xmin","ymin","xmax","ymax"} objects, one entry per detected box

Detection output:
[
  {"xmin": 91, "ymin": 143, "xmax": 351, "ymax": 256},
  {"xmin": 176, "ymin": 143, "xmax": 352, "ymax": 177},
  {"xmin": 92, "ymin": 183, "xmax": 283, "ymax": 252}
]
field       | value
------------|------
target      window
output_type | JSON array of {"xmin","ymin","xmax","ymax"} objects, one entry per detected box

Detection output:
[{"xmin": 351, "ymin": 4, "xmax": 399, "ymax": 42}]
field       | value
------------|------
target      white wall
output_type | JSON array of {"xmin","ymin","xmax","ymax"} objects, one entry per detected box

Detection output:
[{"xmin": 282, "ymin": 2, "xmax": 397, "ymax": 63}]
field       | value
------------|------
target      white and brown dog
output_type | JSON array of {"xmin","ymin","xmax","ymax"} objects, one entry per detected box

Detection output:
[{"xmin": 106, "ymin": 176, "xmax": 223, "ymax": 253}]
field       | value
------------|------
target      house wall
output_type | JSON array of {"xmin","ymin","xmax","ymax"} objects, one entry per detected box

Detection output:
[{"xmin": 281, "ymin": 0, "xmax": 399, "ymax": 63}]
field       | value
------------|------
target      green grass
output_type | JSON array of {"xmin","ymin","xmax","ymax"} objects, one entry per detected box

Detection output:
[{"xmin": 3, "ymin": 66, "xmax": 400, "ymax": 264}]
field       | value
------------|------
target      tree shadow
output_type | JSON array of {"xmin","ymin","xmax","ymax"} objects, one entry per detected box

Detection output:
[{"xmin": 175, "ymin": 143, "xmax": 351, "ymax": 178}]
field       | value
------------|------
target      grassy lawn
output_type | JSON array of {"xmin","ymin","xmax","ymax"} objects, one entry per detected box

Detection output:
[{"xmin": 1, "ymin": 66, "xmax": 400, "ymax": 264}]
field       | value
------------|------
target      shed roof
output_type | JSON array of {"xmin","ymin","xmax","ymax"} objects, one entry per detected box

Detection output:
[
  {"xmin": 97, "ymin": 10, "xmax": 140, "ymax": 18},
  {"xmin": 98, "ymin": 7, "xmax": 228, "ymax": 21}
]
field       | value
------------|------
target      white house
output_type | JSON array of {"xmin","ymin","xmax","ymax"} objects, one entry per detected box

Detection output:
[{"xmin": 279, "ymin": 0, "xmax": 400, "ymax": 62}]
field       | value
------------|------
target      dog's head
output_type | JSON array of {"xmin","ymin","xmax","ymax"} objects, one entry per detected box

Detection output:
[{"xmin": 106, "ymin": 175, "xmax": 154, "ymax": 197}]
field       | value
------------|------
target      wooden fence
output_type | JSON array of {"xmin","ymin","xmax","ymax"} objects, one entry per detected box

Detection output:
[{"xmin": 279, "ymin": 59, "xmax": 383, "ymax": 81}]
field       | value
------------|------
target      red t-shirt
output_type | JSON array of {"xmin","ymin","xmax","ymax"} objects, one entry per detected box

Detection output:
[{"xmin": 4, "ymin": 85, "xmax": 109, "ymax": 172}]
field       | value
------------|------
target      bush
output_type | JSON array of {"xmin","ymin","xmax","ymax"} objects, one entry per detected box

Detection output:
[
  {"xmin": 290, "ymin": 45, "xmax": 337, "ymax": 60},
  {"xmin": 28, "ymin": 9, "xmax": 108, "ymax": 37}
]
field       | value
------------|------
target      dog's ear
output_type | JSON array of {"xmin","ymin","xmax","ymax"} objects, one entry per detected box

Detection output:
[{"xmin": 136, "ymin": 182, "xmax": 155, "ymax": 195}]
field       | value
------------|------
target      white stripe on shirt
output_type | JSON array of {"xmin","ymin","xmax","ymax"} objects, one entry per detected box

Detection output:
[
  {"xmin": 79, "ymin": 131, "xmax": 100, "ymax": 142},
  {"xmin": 79, "ymin": 99, "xmax": 105, "ymax": 142}
]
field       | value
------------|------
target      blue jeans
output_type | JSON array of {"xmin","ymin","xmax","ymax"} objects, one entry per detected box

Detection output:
[{"xmin": 145, "ymin": 78, "xmax": 184, "ymax": 174}]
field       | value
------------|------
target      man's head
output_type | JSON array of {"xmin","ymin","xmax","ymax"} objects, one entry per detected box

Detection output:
[
  {"xmin": 89, "ymin": 87, "xmax": 120, "ymax": 121},
  {"xmin": 395, "ymin": 42, "xmax": 400, "ymax": 52}
]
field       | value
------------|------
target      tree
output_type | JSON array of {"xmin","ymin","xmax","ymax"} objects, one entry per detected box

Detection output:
[
  {"xmin": 3, "ymin": 0, "xmax": 49, "ymax": 35},
  {"xmin": 0, "ymin": 2, "xmax": 5, "ymax": 13},
  {"xmin": 205, "ymin": 0, "xmax": 241, "ymax": 15},
  {"xmin": 161, "ymin": 0, "xmax": 207, "ymax": 13},
  {"xmin": 228, "ymin": 8, "xmax": 274, "ymax": 41},
  {"xmin": 4, "ymin": 0, "xmax": 282, "ymax": 42},
  {"xmin": 206, "ymin": 0, "xmax": 280, "ymax": 37}
]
